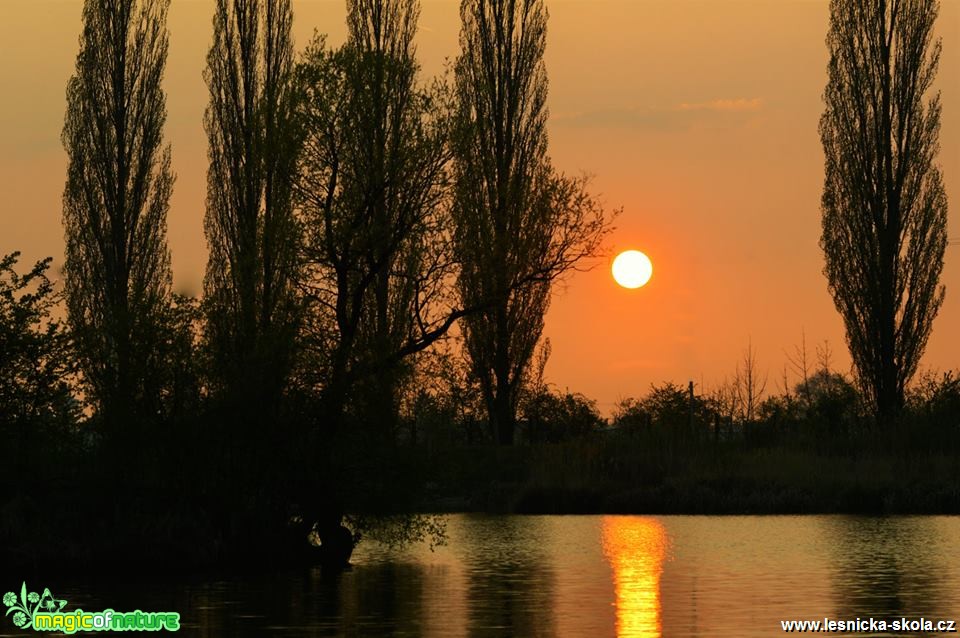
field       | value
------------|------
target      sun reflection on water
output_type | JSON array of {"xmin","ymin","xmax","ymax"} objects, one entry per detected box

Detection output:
[{"xmin": 601, "ymin": 516, "xmax": 669, "ymax": 638}]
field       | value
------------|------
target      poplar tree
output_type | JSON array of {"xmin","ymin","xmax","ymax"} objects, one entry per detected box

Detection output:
[
  {"xmin": 452, "ymin": 0, "xmax": 608, "ymax": 444},
  {"xmin": 203, "ymin": 0, "xmax": 302, "ymax": 414},
  {"xmin": 62, "ymin": 0, "xmax": 174, "ymax": 433},
  {"xmin": 820, "ymin": 0, "xmax": 948, "ymax": 421}
]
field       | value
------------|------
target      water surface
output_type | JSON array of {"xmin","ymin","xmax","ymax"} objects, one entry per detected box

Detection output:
[{"xmin": 8, "ymin": 515, "xmax": 960, "ymax": 637}]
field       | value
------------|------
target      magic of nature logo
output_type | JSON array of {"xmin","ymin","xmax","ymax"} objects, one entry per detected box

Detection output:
[{"xmin": 3, "ymin": 582, "xmax": 180, "ymax": 633}]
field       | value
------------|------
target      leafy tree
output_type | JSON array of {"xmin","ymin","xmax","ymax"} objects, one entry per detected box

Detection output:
[
  {"xmin": 452, "ymin": 0, "xmax": 610, "ymax": 445},
  {"xmin": 909, "ymin": 370, "xmax": 960, "ymax": 417},
  {"xmin": 761, "ymin": 370, "xmax": 861, "ymax": 439},
  {"xmin": 203, "ymin": 0, "xmax": 303, "ymax": 415},
  {"xmin": 293, "ymin": 1, "xmax": 462, "ymax": 558},
  {"xmin": 615, "ymin": 383, "xmax": 715, "ymax": 435},
  {"xmin": 155, "ymin": 294, "xmax": 204, "ymax": 423},
  {"xmin": 521, "ymin": 388, "xmax": 606, "ymax": 443},
  {"xmin": 0, "ymin": 253, "xmax": 80, "ymax": 472},
  {"xmin": 62, "ymin": 0, "xmax": 174, "ymax": 434},
  {"xmin": 802, "ymin": 369, "xmax": 860, "ymax": 429},
  {"xmin": 295, "ymin": 1, "xmax": 452, "ymax": 435},
  {"xmin": 820, "ymin": 0, "xmax": 949, "ymax": 421}
]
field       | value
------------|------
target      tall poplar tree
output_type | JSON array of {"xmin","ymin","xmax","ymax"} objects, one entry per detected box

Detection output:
[
  {"xmin": 820, "ymin": 0, "xmax": 948, "ymax": 421},
  {"xmin": 452, "ymin": 0, "xmax": 608, "ymax": 445},
  {"xmin": 62, "ymin": 0, "xmax": 174, "ymax": 433},
  {"xmin": 203, "ymin": 0, "xmax": 302, "ymax": 414}
]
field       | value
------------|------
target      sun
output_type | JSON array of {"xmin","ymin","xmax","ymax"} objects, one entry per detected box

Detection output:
[{"xmin": 612, "ymin": 250, "xmax": 653, "ymax": 289}]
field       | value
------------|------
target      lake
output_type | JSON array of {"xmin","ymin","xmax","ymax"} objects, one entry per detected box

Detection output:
[{"xmin": 8, "ymin": 515, "xmax": 960, "ymax": 637}]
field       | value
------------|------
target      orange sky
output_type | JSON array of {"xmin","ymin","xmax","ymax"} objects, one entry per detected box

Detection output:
[{"xmin": 1, "ymin": 0, "xmax": 958, "ymax": 413}]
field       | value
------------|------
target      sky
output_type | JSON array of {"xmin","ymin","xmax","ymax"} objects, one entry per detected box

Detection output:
[{"xmin": 0, "ymin": 0, "xmax": 958, "ymax": 414}]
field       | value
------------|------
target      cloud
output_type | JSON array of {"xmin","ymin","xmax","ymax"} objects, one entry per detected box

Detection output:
[
  {"xmin": 676, "ymin": 98, "xmax": 764, "ymax": 112},
  {"xmin": 552, "ymin": 97, "xmax": 765, "ymax": 131}
]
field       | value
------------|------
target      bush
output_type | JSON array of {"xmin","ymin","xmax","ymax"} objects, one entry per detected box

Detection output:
[
  {"xmin": 521, "ymin": 389, "xmax": 606, "ymax": 443},
  {"xmin": 0, "ymin": 253, "xmax": 81, "ymax": 474},
  {"xmin": 612, "ymin": 382, "xmax": 718, "ymax": 441}
]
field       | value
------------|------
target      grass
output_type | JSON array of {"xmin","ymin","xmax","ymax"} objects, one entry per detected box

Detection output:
[{"xmin": 416, "ymin": 433, "xmax": 960, "ymax": 516}]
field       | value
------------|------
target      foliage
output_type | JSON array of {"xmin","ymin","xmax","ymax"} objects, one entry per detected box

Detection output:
[
  {"xmin": 346, "ymin": 513, "xmax": 447, "ymax": 551},
  {"xmin": 908, "ymin": 370, "xmax": 960, "ymax": 414},
  {"xmin": 614, "ymin": 382, "xmax": 715, "ymax": 434},
  {"xmin": 0, "ymin": 253, "xmax": 80, "ymax": 470},
  {"xmin": 62, "ymin": 0, "xmax": 174, "ymax": 430},
  {"xmin": 904, "ymin": 369, "xmax": 960, "ymax": 449},
  {"xmin": 156, "ymin": 294, "xmax": 205, "ymax": 422},
  {"xmin": 801, "ymin": 369, "xmax": 860, "ymax": 425},
  {"xmin": 294, "ymin": 0, "xmax": 453, "ymax": 436},
  {"xmin": 521, "ymin": 388, "xmax": 606, "ymax": 443},
  {"xmin": 203, "ymin": 0, "xmax": 303, "ymax": 413},
  {"xmin": 396, "ymin": 348, "xmax": 488, "ymax": 446},
  {"xmin": 452, "ymin": 0, "xmax": 611, "ymax": 445},
  {"xmin": 820, "ymin": 0, "xmax": 949, "ymax": 420}
]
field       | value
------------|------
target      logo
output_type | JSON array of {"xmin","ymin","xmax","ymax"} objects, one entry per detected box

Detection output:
[{"xmin": 4, "ymin": 583, "xmax": 180, "ymax": 634}]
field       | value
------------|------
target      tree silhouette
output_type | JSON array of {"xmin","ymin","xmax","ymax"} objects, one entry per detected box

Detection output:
[
  {"xmin": 62, "ymin": 0, "xmax": 174, "ymax": 434},
  {"xmin": 203, "ymin": 0, "xmax": 302, "ymax": 414},
  {"xmin": 820, "ymin": 0, "xmax": 949, "ymax": 422},
  {"xmin": 296, "ymin": 0, "xmax": 452, "ymax": 435},
  {"xmin": 452, "ymin": 0, "xmax": 609, "ymax": 445},
  {"xmin": 0, "ymin": 253, "xmax": 80, "ymax": 474},
  {"xmin": 733, "ymin": 339, "xmax": 767, "ymax": 424}
]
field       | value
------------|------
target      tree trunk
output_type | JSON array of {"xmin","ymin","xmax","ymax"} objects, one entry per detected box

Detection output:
[{"xmin": 493, "ymin": 378, "xmax": 514, "ymax": 446}]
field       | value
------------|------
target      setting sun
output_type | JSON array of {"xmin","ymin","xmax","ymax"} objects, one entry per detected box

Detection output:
[{"xmin": 612, "ymin": 250, "xmax": 653, "ymax": 289}]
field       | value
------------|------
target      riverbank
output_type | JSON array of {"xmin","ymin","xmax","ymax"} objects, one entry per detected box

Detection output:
[
  {"xmin": 417, "ymin": 438, "xmax": 960, "ymax": 516},
  {"xmin": 4, "ymin": 433, "xmax": 959, "ymax": 578}
]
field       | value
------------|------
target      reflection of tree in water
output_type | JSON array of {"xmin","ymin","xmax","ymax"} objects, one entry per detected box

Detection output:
[
  {"xmin": 823, "ymin": 517, "xmax": 945, "ymax": 622},
  {"xmin": 175, "ymin": 565, "xmax": 431, "ymax": 637},
  {"xmin": 235, "ymin": 563, "xmax": 435, "ymax": 637},
  {"xmin": 336, "ymin": 562, "xmax": 428, "ymax": 636},
  {"xmin": 457, "ymin": 515, "xmax": 556, "ymax": 638}
]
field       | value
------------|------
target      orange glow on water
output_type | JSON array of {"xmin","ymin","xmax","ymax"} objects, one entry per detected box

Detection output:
[{"xmin": 601, "ymin": 516, "xmax": 669, "ymax": 638}]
